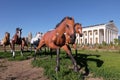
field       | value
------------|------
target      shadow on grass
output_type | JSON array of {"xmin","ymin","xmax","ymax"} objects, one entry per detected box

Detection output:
[
  {"xmin": 74, "ymin": 53, "xmax": 104, "ymax": 76},
  {"xmin": 63, "ymin": 52, "xmax": 104, "ymax": 77},
  {"xmin": 33, "ymin": 49, "xmax": 104, "ymax": 79}
]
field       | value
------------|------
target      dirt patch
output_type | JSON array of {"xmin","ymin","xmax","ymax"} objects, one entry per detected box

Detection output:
[{"xmin": 0, "ymin": 58, "xmax": 49, "ymax": 80}]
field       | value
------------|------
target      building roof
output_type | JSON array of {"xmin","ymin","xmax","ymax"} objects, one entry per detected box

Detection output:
[
  {"xmin": 82, "ymin": 20, "xmax": 118, "ymax": 32},
  {"xmin": 83, "ymin": 23, "xmax": 105, "ymax": 28}
]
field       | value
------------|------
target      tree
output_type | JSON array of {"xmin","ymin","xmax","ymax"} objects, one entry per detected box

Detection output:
[{"xmin": 114, "ymin": 38, "xmax": 119, "ymax": 45}]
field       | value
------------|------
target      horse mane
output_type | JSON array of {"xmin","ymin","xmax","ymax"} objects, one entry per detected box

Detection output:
[
  {"xmin": 74, "ymin": 23, "xmax": 81, "ymax": 27},
  {"xmin": 55, "ymin": 17, "xmax": 73, "ymax": 29},
  {"xmin": 5, "ymin": 32, "xmax": 10, "ymax": 39}
]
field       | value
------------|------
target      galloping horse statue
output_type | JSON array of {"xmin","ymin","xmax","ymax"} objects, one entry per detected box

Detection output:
[
  {"xmin": 63, "ymin": 23, "xmax": 82, "ymax": 57},
  {"xmin": 74, "ymin": 23, "xmax": 82, "ymax": 57},
  {"xmin": 10, "ymin": 27, "xmax": 23, "ymax": 58},
  {"xmin": 0, "ymin": 32, "xmax": 10, "ymax": 52},
  {"xmin": 21, "ymin": 37, "xmax": 29, "ymax": 51},
  {"xmin": 35, "ymin": 16, "xmax": 78, "ymax": 72},
  {"xmin": 50, "ymin": 23, "xmax": 82, "ymax": 58},
  {"xmin": 30, "ymin": 32, "xmax": 42, "ymax": 52}
]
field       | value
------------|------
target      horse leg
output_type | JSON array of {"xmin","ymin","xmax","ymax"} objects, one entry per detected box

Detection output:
[
  {"xmin": 50, "ymin": 48, "xmax": 53, "ymax": 58},
  {"xmin": 55, "ymin": 48, "xmax": 60, "ymax": 72},
  {"xmin": 11, "ymin": 43, "xmax": 15, "ymax": 58},
  {"xmin": 62, "ymin": 45, "xmax": 78, "ymax": 72},
  {"xmin": 20, "ymin": 44, "xmax": 24, "ymax": 56},
  {"xmin": 73, "ymin": 44, "xmax": 77, "ymax": 58},
  {"xmin": 48, "ymin": 43, "xmax": 60, "ymax": 72},
  {"xmin": 3, "ymin": 44, "xmax": 6, "ymax": 52},
  {"xmin": 9, "ymin": 43, "xmax": 13, "ymax": 53},
  {"xmin": 35, "ymin": 40, "xmax": 45, "ymax": 60}
]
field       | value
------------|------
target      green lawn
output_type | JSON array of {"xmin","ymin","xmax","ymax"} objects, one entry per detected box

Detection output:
[
  {"xmin": 0, "ymin": 49, "xmax": 120, "ymax": 80},
  {"xmin": 31, "ymin": 49, "xmax": 120, "ymax": 80}
]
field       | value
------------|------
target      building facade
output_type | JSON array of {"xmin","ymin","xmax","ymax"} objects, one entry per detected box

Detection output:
[{"xmin": 76, "ymin": 21, "xmax": 119, "ymax": 45}]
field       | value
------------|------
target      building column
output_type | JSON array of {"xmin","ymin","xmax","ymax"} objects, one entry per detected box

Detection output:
[
  {"xmin": 106, "ymin": 29, "xmax": 108, "ymax": 44},
  {"xmin": 109, "ymin": 30, "xmax": 111, "ymax": 44},
  {"xmin": 82, "ymin": 33, "xmax": 84, "ymax": 44},
  {"xmin": 104, "ymin": 28, "xmax": 106, "ymax": 42},
  {"xmin": 92, "ymin": 30, "xmax": 94, "ymax": 44},
  {"xmin": 98, "ymin": 29, "xmax": 99, "ymax": 44},
  {"xmin": 111, "ymin": 31, "xmax": 114, "ymax": 42},
  {"xmin": 87, "ymin": 31, "xmax": 89, "ymax": 44},
  {"xmin": 110, "ymin": 30, "xmax": 112, "ymax": 42}
]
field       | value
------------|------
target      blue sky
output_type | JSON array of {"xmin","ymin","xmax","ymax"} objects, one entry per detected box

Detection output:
[{"xmin": 0, "ymin": 0, "xmax": 120, "ymax": 40}]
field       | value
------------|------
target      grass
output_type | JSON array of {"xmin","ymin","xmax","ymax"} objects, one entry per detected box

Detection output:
[
  {"xmin": 32, "ymin": 53, "xmax": 83, "ymax": 80},
  {"xmin": 32, "ymin": 49, "xmax": 120, "ymax": 80},
  {"xmin": 77, "ymin": 50, "xmax": 120, "ymax": 80},
  {"xmin": 0, "ymin": 51, "xmax": 34, "ymax": 61},
  {"xmin": 0, "ymin": 49, "xmax": 120, "ymax": 80}
]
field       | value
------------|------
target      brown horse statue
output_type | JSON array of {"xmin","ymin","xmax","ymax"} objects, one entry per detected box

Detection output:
[
  {"xmin": 0, "ymin": 32, "xmax": 10, "ymax": 52},
  {"xmin": 74, "ymin": 23, "xmax": 82, "ymax": 57},
  {"xmin": 49, "ymin": 23, "xmax": 82, "ymax": 57},
  {"xmin": 21, "ymin": 37, "xmax": 29, "ymax": 51},
  {"xmin": 35, "ymin": 16, "xmax": 78, "ymax": 72},
  {"xmin": 63, "ymin": 23, "xmax": 82, "ymax": 57},
  {"xmin": 10, "ymin": 27, "xmax": 23, "ymax": 58}
]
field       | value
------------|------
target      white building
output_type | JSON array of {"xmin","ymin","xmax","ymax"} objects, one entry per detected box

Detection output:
[{"xmin": 76, "ymin": 21, "xmax": 119, "ymax": 45}]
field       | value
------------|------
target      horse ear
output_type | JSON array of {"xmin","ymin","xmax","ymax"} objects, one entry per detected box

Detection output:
[{"xmin": 72, "ymin": 17, "xmax": 74, "ymax": 20}]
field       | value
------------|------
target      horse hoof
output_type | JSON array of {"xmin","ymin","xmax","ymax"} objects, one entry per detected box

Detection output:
[{"xmin": 55, "ymin": 66, "xmax": 60, "ymax": 72}]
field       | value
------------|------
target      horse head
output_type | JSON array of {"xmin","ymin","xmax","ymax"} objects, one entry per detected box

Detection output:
[
  {"xmin": 16, "ymin": 27, "xmax": 22, "ymax": 38},
  {"xmin": 5, "ymin": 32, "xmax": 10, "ymax": 39},
  {"xmin": 35, "ymin": 32, "xmax": 42, "ymax": 40},
  {"xmin": 74, "ymin": 23, "xmax": 83, "ymax": 37},
  {"xmin": 64, "ymin": 17, "xmax": 76, "ymax": 44}
]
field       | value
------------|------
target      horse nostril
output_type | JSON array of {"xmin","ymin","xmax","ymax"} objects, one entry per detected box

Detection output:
[
  {"xmin": 70, "ymin": 35, "xmax": 74, "ymax": 39},
  {"xmin": 79, "ymin": 33, "xmax": 83, "ymax": 37}
]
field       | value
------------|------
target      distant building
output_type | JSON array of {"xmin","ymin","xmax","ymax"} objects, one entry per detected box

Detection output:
[
  {"xmin": 76, "ymin": 21, "xmax": 119, "ymax": 44},
  {"xmin": 28, "ymin": 32, "xmax": 32, "ymax": 43}
]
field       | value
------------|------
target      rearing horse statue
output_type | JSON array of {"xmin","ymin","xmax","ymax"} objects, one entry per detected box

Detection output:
[
  {"xmin": 35, "ymin": 17, "xmax": 78, "ymax": 72},
  {"xmin": 10, "ymin": 27, "xmax": 23, "ymax": 58}
]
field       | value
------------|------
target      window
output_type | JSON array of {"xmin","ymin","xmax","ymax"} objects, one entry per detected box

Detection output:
[
  {"xmin": 95, "ymin": 31, "xmax": 98, "ymax": 35},
  {"xmin": 90, "ymin": 38, "xmax": 92, "ymax": 44},
  {"xmin": 85, "ymin": 39, "xmax": 87, "ymax": 44},
  {"xmin": 96, "ymin": 37, "xmax": 98, "ymax": 43},
  {"xmin": 90, "ymin": 32, "xmax": 92, "ymax": 35},
  {"xmin": 81, "ymin": 39, "xmax": 82, "ymax": 44}
]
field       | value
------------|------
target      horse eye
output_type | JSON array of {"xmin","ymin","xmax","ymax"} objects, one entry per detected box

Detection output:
[{"xmin": 66, "ymin": 25, "xmax": 69, "ymax": 29}]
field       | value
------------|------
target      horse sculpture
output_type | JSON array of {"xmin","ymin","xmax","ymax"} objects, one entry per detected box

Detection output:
[
  {"xmin": 63, "ymin": 23, "xmax": 82, "ymax": 57},
  {"xmin": 0, "ymin": 32, "xmax": 10, "ymax": 52},
  {"xmin": 35, "ymin": 16, "xmax": 78, "ymax": 72},
  {"xmin": 10, "ymin": 27, "xmax": 23, "ymax": 58},
  {"xmin": 30, "ymin": 32, "xmax": 42, "ymax": 52},
  {"xmin": 50, "ymin": 23, "xmax": 82, "ymax": 58},
  {"xmin": 21, "ymin": 37, "xmax": 29, "ymax": 51},
  {"xmin": 74, "ymin": 23, "xmax": 82, "ymax": 57}
]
